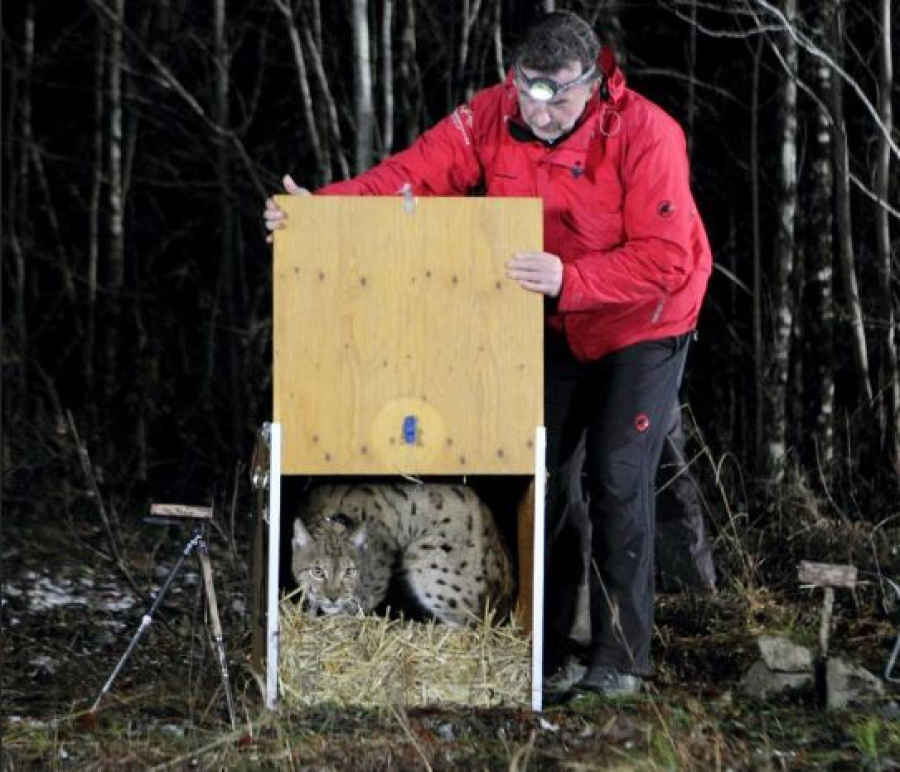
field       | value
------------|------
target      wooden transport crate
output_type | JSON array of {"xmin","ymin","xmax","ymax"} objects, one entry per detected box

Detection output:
[{"xmin": 252, "ymin": 195, "xmax": 547, "ymax": 710}]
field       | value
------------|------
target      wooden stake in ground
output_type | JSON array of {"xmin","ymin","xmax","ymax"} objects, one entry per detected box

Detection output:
[{"xmin": 798, "ymin": 560, "xmax": 857, "ymax": 659}]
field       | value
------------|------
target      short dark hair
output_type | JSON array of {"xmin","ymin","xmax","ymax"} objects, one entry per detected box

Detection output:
[{"xmin": 513, "ymin": 11, "xmax": 600, "ymax": 73}]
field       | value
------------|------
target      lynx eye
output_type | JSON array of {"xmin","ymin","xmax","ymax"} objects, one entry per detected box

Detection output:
[
  {"xmin": 308, "ymin": 567, "xmax": 325, "ymax": 580},
  {"xmin": 344, "ymin": 567, "xmax": 358, "ymax": 579}
]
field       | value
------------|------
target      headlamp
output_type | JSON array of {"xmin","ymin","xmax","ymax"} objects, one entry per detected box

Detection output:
[{"xmin": 516, "ymin": 64, "xmax": 597, "ymax": 102}]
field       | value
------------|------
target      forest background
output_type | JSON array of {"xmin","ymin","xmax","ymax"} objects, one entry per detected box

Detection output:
[{"xmin": 2, "ymin": 0, "xmax": 899, "ymax": 555}]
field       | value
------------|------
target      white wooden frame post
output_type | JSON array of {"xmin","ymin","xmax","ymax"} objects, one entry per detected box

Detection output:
[
  {"xmin": 531, "ymin": 425, "xmax": 547, "ymax": 712},
  {"xmin": 265, "ymin": 422, "xmax": 283, "ymax": 710}
]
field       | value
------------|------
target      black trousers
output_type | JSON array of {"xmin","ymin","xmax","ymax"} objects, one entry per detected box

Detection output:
[
  {"xmin": 656, "ymin": 406, "xmax": 717, "ymax": 592},
  {"xmin": 544, "ymin": 331, "xmax": 690, "ymax": 676}
]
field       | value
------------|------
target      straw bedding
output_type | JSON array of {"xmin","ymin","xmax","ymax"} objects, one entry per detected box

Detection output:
[{"xmin": 278, "ymin": 602, "xmax": 531, "ymax": 708}]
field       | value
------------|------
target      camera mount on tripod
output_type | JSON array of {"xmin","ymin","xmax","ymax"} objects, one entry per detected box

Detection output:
[
  {"xmin": 145, "ymin": 502, "xmax": 214, "ymax": 527},
  {"xmin": 90, "ymin": 501, "xmax": 238, "ymax": 728}
]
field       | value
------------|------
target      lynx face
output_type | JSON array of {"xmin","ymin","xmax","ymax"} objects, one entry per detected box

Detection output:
[
  {"xmin": 291, "ymin": 483, "xmax": 514, "ymax": 627},
  {"xmin": 291, "ymin": 519, "xmax": 367, "ymax": 616}
]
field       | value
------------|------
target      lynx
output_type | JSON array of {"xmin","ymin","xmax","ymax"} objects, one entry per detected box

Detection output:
[{"xmin": 290, "ymin": 482, "xmax": 515, "ymax": 626}]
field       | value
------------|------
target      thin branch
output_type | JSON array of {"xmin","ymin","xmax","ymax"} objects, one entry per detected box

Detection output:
[
  {"xmin": 664, "ymin": 1, "xmax": 783, "ymax": 38},
  {"xmin": 271, "ymin": 0, "xmax": 327, "ymax": 183},
  {"xmin": 299, "ymin": 23, "xmax": 349, "ymax": 179},
  {"xmin": 66, "ymin": 410, "xmax": 144, "ymax": 599},
  {"xmin": 762, "ymin": 23, "xmax": 900, "ymax": 225},
  {"xmin": 666, "ymin": 0, "xmax": 900, "ymax": 162},
  {"xmin": 751, "ymin": 0, "xmax": 900, "ymax": 162},
  {"xmin": 631, "ymin": 67, "xmax": 745, "ymax": 106},
  {"xmin": 86, "ymin": 0, "xmax": 268, "ymax": 198},
  {"xmin": 849, "ymin": 173, "xmax": 900, "ymax": 221}
]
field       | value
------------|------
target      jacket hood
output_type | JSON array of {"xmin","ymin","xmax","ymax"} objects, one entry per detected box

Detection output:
[{"xmin": 598, "ymin": 46, "xmax": 626, "ymax": 101}]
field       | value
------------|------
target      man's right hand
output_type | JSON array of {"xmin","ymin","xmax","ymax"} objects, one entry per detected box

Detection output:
[{"xmin": 264, "ymin": 174, "xmax": 310, "ymax": 242}]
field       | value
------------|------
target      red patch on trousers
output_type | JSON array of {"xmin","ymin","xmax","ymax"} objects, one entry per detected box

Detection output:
[{"xmin": 635, "ymin": 413, "xmax": 650, "ymax": 432}]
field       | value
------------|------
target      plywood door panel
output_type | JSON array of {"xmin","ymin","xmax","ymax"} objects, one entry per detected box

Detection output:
[{"xmin": 273, "ymin": 196, "xmax": 543, "ymax": 475}]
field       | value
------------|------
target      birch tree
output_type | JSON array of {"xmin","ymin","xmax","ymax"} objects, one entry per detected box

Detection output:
[
  {"xmin": 104, "ymin": 0, "xmax": 127, "ymax": 417},
  {"xmin": 456, "ymin": 0, "xmax": 482, "ymax": 102},
  {"xmin": 273, "ymin": 0, "xmax": 328, "ymax": 183},
  {"xmin": 300, "ymin": 18, "xmax": 349, "ymax": 181},
  {"xmin": 807, "ymin": 2, "xmax": 836, "ymax": 474},
  {"xmin": 750, "ymin": 38, "xmax": 764, "ymax": 468},
  {"xmin": 380, "ymin": 0, "xmax": 395, "ymax": 156},
  {"xmin": 874, "ymin": 0, "xmax": 898, "ymax": 472},
  {"xmin": 398, "ymin": 0, "xmax": 422, "ymax": 147},
  {"xmin": 763, "ymin": 0, "xmax": 799, "ymax": 482},
  {"xmin": 351, "ymin": 0, "xmax": 374, "ymax": 173}
]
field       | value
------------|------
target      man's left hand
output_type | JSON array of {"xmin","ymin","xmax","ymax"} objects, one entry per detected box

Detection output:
[{"xmin": 506, "ymin": 251, "xmax": 563, "ymax": 297}]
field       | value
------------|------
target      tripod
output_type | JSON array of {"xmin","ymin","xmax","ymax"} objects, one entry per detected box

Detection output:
[{"xmin": 91, "ymin": 522, "xmax": 238, "ymax": 728}]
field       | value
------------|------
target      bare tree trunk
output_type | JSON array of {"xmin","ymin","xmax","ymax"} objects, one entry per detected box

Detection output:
[
  {"xmin": 763, "ymin": 0, "xmax": 799, "ymax": 482},
  {"xmin": 300, "ymin": 24, "xmax": 348, "ymax": 180},
  {"xmin": 104, "ymin": 0, "xmax": 126, "ymax": 418},
  {"xmin": 86, "ymin": 22, "xmax": 106, "ymax": 401},
  {"xmin": 398, "ymin": 0, "xmax": 422, "ymax": 147},
  {"xmin": 456, "ymin": 0, "xmax": 483, "ymax": 101},
  {"xmin": 874, "ymin": 0, "xmax": 898, "ymax": 473},
  {"xmin": 685, "ymin": 0, "xmax": 697, "ymax": 158},
  {"xmin": 213, "ymin": 0, "xmax": 243, "ymax": 455},
  {"xmin": 809, "ymin": 3, "xmax": 836, "ymax": 475},
  {"xmin": 380, "ymin": 0, "xmax": 394, "ymax": 157},
  {"xmin": 128, "ymin": 6, "xmax": 154, "ymax": 482},
  {"xmin": 309, "ymin": 0, "xmax": 323, "ymax": 50},
  {"xmin": 273, "ymin": 0, "xmax": 328, "ymax": 183},
  {"xmin": 491, "ymin": 0, "xmax": 503, "ymax": 83},
  {"xmin": 5, "ymin": 1, "xmax": 35, "ymax": 425},
  {"xmin": 751, "ymin": 38, "xmax": 764, "ymax": 470},
  {"xmin": 9, "ymin": 2, "xmax": 34, "ymax": 363},
  {"xmin": 351, "ymin": 0, "xmax": 374, "ymax": 172},
  {"xmin": 828, "ymin": 0, "xmax": 873, "ymax": 408},
  {"xmin": 88, "ymin": 0, "xmax": 265, "ymax": 198}
]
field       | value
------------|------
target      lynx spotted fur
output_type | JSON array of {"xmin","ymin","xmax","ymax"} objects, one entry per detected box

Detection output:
[{"xmin": 291, "ymin": 483, "xmax": 514, "ymax": 626}]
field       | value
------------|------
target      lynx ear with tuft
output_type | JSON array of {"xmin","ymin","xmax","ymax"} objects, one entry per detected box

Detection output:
[{"xmin": 292, "ymin": 518, "xmax": 313, "ymax": 548}]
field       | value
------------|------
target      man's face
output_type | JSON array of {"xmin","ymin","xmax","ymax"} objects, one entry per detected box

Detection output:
[{"xmin": 515, "ymin": 61, "xmax": 596, "ymax": 142}]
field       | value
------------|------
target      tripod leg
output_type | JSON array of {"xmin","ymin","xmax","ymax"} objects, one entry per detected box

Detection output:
[
  {"xmin": 90, "ymin": 615, "xmax": 152, "ymax": 712},
  {"xmin": 91, "ymin": 535, "xmax": 201, "ymax": 712},
  {"xmin": 198, "ymin": 543, "xmax": 238, "ymax": 728}
]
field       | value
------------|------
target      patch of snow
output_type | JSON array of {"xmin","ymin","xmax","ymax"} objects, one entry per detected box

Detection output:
[
  {"xmin": 29, "ymin": 655, "xmax": 57, "ymax": 675},
  {"xmin": 18, "ymin": 573, "xmax": 136, "ymax": 613}
]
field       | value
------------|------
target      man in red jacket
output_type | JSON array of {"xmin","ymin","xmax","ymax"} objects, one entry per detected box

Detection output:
[{"xmin": 265, "ymin": 11, "xmax": 712, "ymax": 698}]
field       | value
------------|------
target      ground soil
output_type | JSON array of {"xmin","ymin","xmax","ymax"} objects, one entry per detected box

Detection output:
[{"xmin": 2, "ymin": 504, "xmax": 899, "ymax": 771}]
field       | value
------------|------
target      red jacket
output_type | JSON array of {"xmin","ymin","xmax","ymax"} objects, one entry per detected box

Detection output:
[{"xmin": 318, "ymin": 50, "xmax": 712, "ymax": 362}]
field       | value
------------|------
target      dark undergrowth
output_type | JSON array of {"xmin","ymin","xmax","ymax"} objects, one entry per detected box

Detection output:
[{"xmin": 2, "ymin": 439, "xmax": 900, "ymax": 771}]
